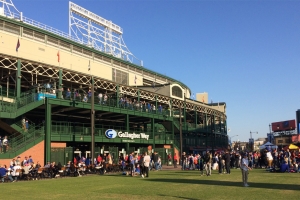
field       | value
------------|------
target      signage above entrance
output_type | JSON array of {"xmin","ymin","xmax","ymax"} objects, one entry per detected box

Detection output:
[
  {"xmin": 105, "ymin": 130, "xmax": 149, "ymax": 140},
  {"xmin": 118, "ymin": 132, "xmax": 149, "ymax": 140},
  {"xmin": 105, "ymin": 129, "xmax": 117, "ymax": 139}
]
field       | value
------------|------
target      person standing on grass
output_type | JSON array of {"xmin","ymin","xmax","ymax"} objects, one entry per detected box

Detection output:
[
  {"xmin": 204, "ymin": 151, "xmax": 212, "ymax": 176},
  {"xmin": 224, "ymin": 151, "xmax": 231, "ymax": 174},
  {"xmin": 143, "ymin": 152, "xmax": 151, "ymax": 178},
  {"xmin": 173, "ymin": 153, "xmax": 178, "ymax": 168},
  {"xmin": 241, "ymin": 153, "xmax": 251, "ymax": 187}
]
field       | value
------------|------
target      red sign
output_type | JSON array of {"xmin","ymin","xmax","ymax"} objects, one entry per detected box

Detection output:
[{"xmin": 271, "ymin": 120, "xmax": 296, "ymax": 132}]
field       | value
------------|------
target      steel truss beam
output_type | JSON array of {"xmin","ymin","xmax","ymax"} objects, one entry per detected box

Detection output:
[{"xmin": 0, "ymin": 54, "xmax": 226, "ymax": 118}]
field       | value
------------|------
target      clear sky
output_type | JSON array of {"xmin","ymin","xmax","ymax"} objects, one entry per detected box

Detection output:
[{"xmin": 10, "ymin": 0, "xmax": 300, "ymax": 142}]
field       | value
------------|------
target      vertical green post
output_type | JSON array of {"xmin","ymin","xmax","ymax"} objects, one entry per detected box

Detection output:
[
  {"xmin": 205, "ymin": 113, "xmax": 208, "ymax": 150},
  {"xmin": 126, "ymin": 114, "xmax": 129, "ymax": 152},
  {"xmin": 170, "ymin": 99, "xmax": 173, "ymax": 117},
  {"xmin": 195, "ymin": 108, "xmax": 197, "ymax": 129},
  {"xmin": 183, "ymin": 100, "xmax": 186, "ymax": 131},
  {"xmin": 172, "ymin": 119, "xmax": 175, "ymax": 161},
  {"xmin": 45, "ymin": 98, "xmax": 51, "ymax": 164},
  {"xmin": 58, "ymin": 69, "xmax": 62, "ymax": 99},
  {"xmin": 151, "ymin": 118, "xmax": 155, "ymax": 150},
  {"xmin": 137, "ymin": 89, "xmax": 140, "ymax": 103},
  {"xmin": 16, "ymin": 59, "xmax": 21, "ymax": 99},
  {"xmin": 155, "ymin": 95, "xmax": 157, "ymax": 114},
  {"xmin": 116, "ymin": 84, "xmax": 120, "ymax": 108}
]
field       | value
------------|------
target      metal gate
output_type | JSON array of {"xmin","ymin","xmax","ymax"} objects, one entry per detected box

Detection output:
[
  {"xmin": 108, "ymin": 147, "xmax": 119, "ymax": 164},
  {"xmin": 51, "ymin": 147, "xmax": 73, "ymax": 165}
]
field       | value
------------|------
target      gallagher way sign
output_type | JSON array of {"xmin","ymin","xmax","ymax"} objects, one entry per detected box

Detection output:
[{"xmin": 105, "ymin": 130, "xmax": 149, "ymax": 140}]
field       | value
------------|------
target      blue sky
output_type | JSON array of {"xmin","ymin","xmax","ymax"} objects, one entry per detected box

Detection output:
[{"xmin": 11, "ymin": 0, "xmax": 300, "ymax": 142}]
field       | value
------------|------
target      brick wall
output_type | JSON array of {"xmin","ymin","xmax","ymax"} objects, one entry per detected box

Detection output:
[{"xmin": 0, "ymin": 141, "xmax": 45, "ymax": 167}]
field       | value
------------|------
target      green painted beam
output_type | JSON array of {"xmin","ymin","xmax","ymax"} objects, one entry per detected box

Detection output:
[{"xmin": 45, "ymin": 98, "xmax": 51, "ymax": 164}]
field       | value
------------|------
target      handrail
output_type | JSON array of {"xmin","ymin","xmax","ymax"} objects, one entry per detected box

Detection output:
[{"xmin": 7, "ymin": 123, "xmax": 44, "ymax": 153}]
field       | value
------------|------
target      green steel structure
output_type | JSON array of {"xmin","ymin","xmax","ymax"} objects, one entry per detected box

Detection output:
[{"xmin": 0, "ymin": 13, "xmax": 227, "ymax": 164}]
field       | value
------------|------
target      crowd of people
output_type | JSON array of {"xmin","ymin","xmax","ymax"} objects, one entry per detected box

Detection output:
[
  {"xmin": 178, "ymin": 148, "xmax": 300, "ymax": 186},
  {"xmin": 62, "ymin": 88, "xmax": 166, "ymax": 114},
  {"xmin": 0, "ymin": 151, "xmax": 164, "ymax": 183}
]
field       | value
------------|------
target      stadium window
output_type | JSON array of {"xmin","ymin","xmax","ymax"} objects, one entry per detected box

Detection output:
[
  {"xmin": 112, "ymin": 69, "xmax": 128, "ymax": 85},
  {"xmin": 172, "ymin": 86, "xmax": 183, "ymax": 98}
]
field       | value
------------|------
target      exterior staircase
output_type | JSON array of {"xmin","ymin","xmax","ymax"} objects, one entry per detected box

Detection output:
[
  {"xmin": 0, "ymin": 122, "xmax": 45, "ymax": 159},
  {"xmin": 0, "ymin": 93, "xmax": 44, "ymax": 119}
]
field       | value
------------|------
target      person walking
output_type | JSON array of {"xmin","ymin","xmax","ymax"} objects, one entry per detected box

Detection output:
[{"xmin": 241, "ymin": 153, "xmax": 251, "ymax": 187}]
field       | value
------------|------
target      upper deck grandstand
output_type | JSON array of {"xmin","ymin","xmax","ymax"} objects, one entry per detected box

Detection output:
[{"xmin": 0, "ymin": 0, "xmax": 227, "ymax": 165}]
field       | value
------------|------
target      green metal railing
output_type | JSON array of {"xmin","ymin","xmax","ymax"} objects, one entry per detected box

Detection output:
[
  {"xmin": 0, "ymin": 92, "xmax": 37, "ymax": 113},
  {"xmin": 0, "ymin": 86, "xmax": 16, "ymax": 98},
  {"xmin": 7, "ymin": 123, "xmax": 44, "ymax": 153},
  {"xmin": 51, "ymin": 121, "xmax": 173, "ymax": 140},
  {"xmin": 12, "ymin": 118, "xmax": 36, "ymax": 134}
]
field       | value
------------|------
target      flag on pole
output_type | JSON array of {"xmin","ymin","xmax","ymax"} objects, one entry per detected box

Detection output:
[
  {"xmin": 202, "ymin": 96, "xmax": 204, "ymax": 103},
  {"xmin": 134, "ymin": 75, "xmax": 137, "ymax": 84},
  {"xmin": 57, "ymin": 51, "xmax": 60, "ymax": 62},
  {"xmin": 88, "ymin": 60, "xmax": 90, "ymax": 71},
  {"xmin": 16, "ymin": 39, "xmax": 20, "ymax": 52}
]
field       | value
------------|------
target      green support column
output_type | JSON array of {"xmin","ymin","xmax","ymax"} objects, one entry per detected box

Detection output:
[
  {"xmin": 184, "ymin": 100, "xmax": 186, "ymax": 131},
  {"xmin": 137, "ymin": 89, "xmax": 140, "ymax": 103},
  {"xmin": 151, "ymin": 118, "xmax": 155, "ymax": 150},
  {"xmin": 116, "ymin": 84, "xmax": 120, "ymax": 108},
  {"xmin": 58, "ymin": 69, "xmax": 62, "ymax": 99},
  {"xmin": 16, "ymin": 59, "xmax": 21, "ymax": 99},
  {"xmin": 155, "ymin": 95, "xmax": 157, "ymax": 114},
  {"xmin": 195, "ymin": 109, "xmax": 197, "ymax": 129},
  {"xmin": 45, "ymin": 98, "xmax": 51, "ymax": 164},
  {"xmin": 205, "ymin": 113, "xmax": 208, "ymax": 150},
  {"xmin": 172, "ymin": 120, "xmax": 175, "ymax": 161},
  {"xmin": 126, "ymin": 114, "xmax": 129, "ymax": 152},
  {"xmin": 170, "ymin": 99, "xmax": 173, "ymax": 117}
]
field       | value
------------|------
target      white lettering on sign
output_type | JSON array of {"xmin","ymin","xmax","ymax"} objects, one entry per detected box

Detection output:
[{"xmin": 118, "ymin": 132, "xmax": 149, "ymax": 140}]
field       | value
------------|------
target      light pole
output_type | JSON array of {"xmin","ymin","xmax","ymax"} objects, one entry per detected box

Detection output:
[
  {"xmin": 250, "ymin": 131, "xmax": 258, "ymax": 151},
  {"xmin": 229, "ymin": 135, "xmax": 238, "ymax": 150},
  {"xmin": 229, "ymin": 135, "xmax": 238, "ymax": 143},
  {"xmin": 90, "ymin": 77, "xmax": 95, "ymax": 164},
  {"xmin": 179, "ymin": 104, "xmax": 183, "ymax": 165}
]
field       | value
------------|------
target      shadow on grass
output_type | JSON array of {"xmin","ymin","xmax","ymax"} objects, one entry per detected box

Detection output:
[
  {"xmin": 143, "ymin": 178, "xmax": 300, "ymax": 191},
  {"xmin": 157, "ymin": 194, "xmax": 199, "ymax": 200}
]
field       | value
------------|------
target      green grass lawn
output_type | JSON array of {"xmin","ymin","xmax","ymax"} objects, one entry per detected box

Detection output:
[{"xmin": 1, "ymin": 168, "xmax": 300, "ymax": 200}]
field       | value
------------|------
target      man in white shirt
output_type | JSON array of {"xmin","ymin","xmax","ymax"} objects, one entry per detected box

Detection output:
[
  {"xmin": 12, "ymin": 164, "xmax": 22, "ymax": 181},
  {"xmin": 2, "ymin": 136, "xmax": 8, "ymax": 153},
  {"xmin": 143, "ymin": 152, "xmax": 151, "ymax": 178},
  {"xmin": 241, "ymin": 153, "xmax": 251, "ymax": 187}
]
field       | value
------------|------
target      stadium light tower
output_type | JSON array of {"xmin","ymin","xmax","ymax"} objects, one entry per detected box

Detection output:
[
  {"xmin": 69, "ymin": 2, "xmax": 141, "ymax": 65},
  {"xmin": 0, "ymin": 0, "xmax": 21, "ymax": 19}
]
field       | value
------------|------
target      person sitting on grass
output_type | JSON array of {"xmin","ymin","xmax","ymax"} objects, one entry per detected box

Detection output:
[
  {"xmin": 277, "ymin": 161, "xmax": 289, "ymax": 173},
  {"xmin": 0, "ymin": 164, "xmax": 7, "ymax": 183}
]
